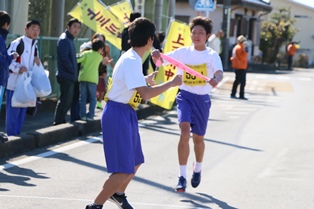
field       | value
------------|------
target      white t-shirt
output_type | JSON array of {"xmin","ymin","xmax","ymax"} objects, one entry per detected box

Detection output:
[
  {"xmin": 207, "ymin": 34, "xmax": 221, "ymax": 54},
  {"xmin": 107, "ymin": 49, "xmax": 146, "ymax": 104},
  {"xmin": 166, "ymin": 46, "xmax": 223, "ymax": 95}
]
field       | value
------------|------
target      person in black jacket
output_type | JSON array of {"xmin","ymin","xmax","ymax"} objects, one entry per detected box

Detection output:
[
  {"xmin": 0, "ymin": 11, "xmax": 18, "ymax": 109},
  {"xmin": 0, "ymin": 11, "xmax": 18, "ymax": 142},
  {"xmin": 121, "ymin": 12, "xmax": 141, "ymax": 54},
  {"xmin": 121, "ymin": 12, "xmax": 151, "ymax": 75},
  {"xmin": 53, "ymin": 18, "xmax": 81, "ymax": 125}
]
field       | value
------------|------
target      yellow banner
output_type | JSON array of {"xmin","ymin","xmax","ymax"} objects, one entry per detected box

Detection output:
[
  {"xmin": 150, "ymin": 19, "xmax": 192, "ymax": 110},
  {"xmin": 68, "ymin": 0, "xmax": 124, "ymax": 50},
  {"xmin": 109, "ymin": 0, "xmax": 133, "ymax": 27}
]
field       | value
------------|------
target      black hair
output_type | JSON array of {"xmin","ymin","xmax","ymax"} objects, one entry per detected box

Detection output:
[
  {"xmin": 91, "ymin": 33, "xmax": 106, "ymax": 42},
  {"xmin": 157, "ymin": 32, "xmax": 165, "ymax": 43},
  {"xmin": 189, "ymin": 16, "xmax": 213, "ymax": 35},
  {"xmin": 129, "ymin": 12, "xmax": 141, "ymax": 22},
  {"xmin": 91, "ymin": 38, "xmax": 105, "ymax": 51},
  {"xmin": 67, "ymin": 18, "xmax": 81, "ymax": 27},
  {"xmin": 26, "ymin": 20, "xmax": 40, "ymax": 28},
  {"xmin": 0, "ymin": 11, "xmax": 11, "ymax": 28},
  {"xmin": 128, "ymin": 17, "xmax": 155, "ymax": 48}
]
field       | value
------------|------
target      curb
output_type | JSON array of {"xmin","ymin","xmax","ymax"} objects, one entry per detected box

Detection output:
[{"xmin": 0, "ymin": 104, "xmax": 166, "ymax": 159}]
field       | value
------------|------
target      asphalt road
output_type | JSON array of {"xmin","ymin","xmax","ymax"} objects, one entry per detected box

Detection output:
[{"xmin": 1, "ymin": 69, "xmax": 314, "ymax": 209}]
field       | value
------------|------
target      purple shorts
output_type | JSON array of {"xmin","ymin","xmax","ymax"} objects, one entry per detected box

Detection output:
[
  {"xmin": 176, "ymin": 90, "xmax": 211, "ymax": 136},
  {"xmin": 101, "ymin": 100, "xmax": 144, "ymax": 174}
]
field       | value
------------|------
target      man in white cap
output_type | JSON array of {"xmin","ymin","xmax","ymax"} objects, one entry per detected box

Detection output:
[{"xmin": 230, "ymin": 35, "xmax": 248, "ymax": 100}]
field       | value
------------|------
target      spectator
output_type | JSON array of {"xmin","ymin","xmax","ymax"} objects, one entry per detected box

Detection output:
[
  {"xmin": 150, "ymin": 33, "xmax": 163, "ymax": 71},
  {"xmin": 85, "ymin": 17, "xmax": 182, "ymax": 209},
  {"xmin": 77, "ymin": 38, "xmax": 107, "ymax": 121},
  {"xmin": 6, "ymin": 20, "xmax": 41, "ymax": 136},
  {"xmin": 230, "ymin": 35, "xmax": 249, "ymax": 100},
  {"xmin": 0, "ymin": 11, "xmax": 18, "ymax": 142},
  {"xmin": 120, "ymin": 12, "xmax": 141, "ymax": 54},
  {"xmin": 80, "ymin": 33, "xmax": 114, "ymax": 69},
  {"xmin": 287, "ymin": 41, "xmax": 297, "ymax": 70},
  {"xmin": 96, "ymin": 65, "xmax": 107, "ymax": 110},
  {"xmin": 157, "ymin": 31, "xmax": 165, "ymax": 49},
  {"xmin": 207, "ymin": 29, "xmax": 224, "ymax": 54},
  {"xmin": 80, "ymin": 33, "xmax": 114, "ymax": 110},
  {"xmin": 151, "ymin": 16, "xmax": 224, "ymax": 193},
  {"xmin": 53, "ymin": 18, "xmax": 81, "ymax": 125},
  {"xmin": 121, "ymin": 12, "xmax": 150, "ymax": 75}
]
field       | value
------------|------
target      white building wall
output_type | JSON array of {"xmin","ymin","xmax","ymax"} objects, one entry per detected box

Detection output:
[
  {"xmin": 175, "ymin": 2, "xmax": 223, "ymax": 32},
  {"xmin": 10, "ymin": 0, "xmax": 29, "ymax": 35}
]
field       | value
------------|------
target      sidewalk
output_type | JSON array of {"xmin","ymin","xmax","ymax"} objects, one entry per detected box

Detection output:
[{"xmin": 0, "ymin": 99, "xmax": 166, "ymax": 159}]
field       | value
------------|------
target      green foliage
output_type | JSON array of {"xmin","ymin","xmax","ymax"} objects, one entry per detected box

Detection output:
[
  {"xmin": 28, "ymin": 0, "xmax": 51, "ymax": 36},
  {"xmin": 260, "ymin": 7, "xmax": 298, "ymax": 64},
  {"xmin": 28, "ymin": 0, "xmax": 91, "ymax": 37}
]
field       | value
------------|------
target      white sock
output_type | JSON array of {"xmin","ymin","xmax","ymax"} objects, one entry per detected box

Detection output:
[
  {"xmin": 115, "ymin": 192, "xmax": 124, "ymax": 196},
  {"xmin": 194, "ymin": 162, "xmax": 202, "ymax": 173},
  {"xmin": 179, "ymin": 165, "xmax": 187, "ymax": 178}
]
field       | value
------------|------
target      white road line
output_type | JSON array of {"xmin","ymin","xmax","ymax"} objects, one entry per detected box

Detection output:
[
  {"xmin": 0, "ymin": 194, "xmax": 211, "ymax": 209},
  {"xmin": 299, "ymin": 77, "xmax": 312, "ymax": 81},
  {"xmin": 0, "ymin": 136, "xmax": 102, "ymax": 170},
  {"xmin": 225, "ymin": 111, "xmax": 249, "ymax": 115},
  {"xmin": 276, "ymin": 76, "xmax": 289, "ymax": 80},
  {"xmin": 257, "ymin": 148, "xmax": 289, "ymax": 178},
  {"xmin": 248, "ymin": 80, "xmax": 258, "ymax": 90},
  {"xmin": 255, "ymin": 75, "xmax": 268, "ymax": 79},
  {"xmin": 222, "ymin": 107, "xmax": 257, "ymax": 111},
  {"xmin": 219, "ymin": 104, "xmax": 258, "ymax": 109}
]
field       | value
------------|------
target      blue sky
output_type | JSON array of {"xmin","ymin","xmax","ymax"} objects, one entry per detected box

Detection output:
[{"xmin": 291, "ymin": 0, "xmax": 314, "ymax": 8}]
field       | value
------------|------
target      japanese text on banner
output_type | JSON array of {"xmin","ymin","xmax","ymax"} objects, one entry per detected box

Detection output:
[{"xmin": 69, "ymin": 0, "xmax": 124, "ymax": 50}]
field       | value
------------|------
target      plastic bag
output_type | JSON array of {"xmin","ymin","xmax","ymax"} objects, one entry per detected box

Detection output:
[
  {"xmin": 12, "ymin": 72, "xmax": 36, "ymax": 107},
  {"xmin": 31, "ymin": 63, "xmax": 52, "ymax": 97}
]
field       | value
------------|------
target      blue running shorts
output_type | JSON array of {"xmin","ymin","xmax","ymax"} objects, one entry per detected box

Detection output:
[
  {"xmin": 176, "ymin": 90, "xmax": 211, "ymax": 136},
  {"xmin": 101, "ymin": 100, "xmax": 144, "ymax": 174}
]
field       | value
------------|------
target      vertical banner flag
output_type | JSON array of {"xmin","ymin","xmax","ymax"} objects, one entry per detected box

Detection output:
[
  {"xmin": 108, "ymin": 0, "xmax": 133, "ymax": 27},
  {"xmin": 150, "ymin": 19, "xmax": 192, "ymax": 110},
  {"xmin": 68, "ymin": 0, "xmax": 124, "ymax": 50}
]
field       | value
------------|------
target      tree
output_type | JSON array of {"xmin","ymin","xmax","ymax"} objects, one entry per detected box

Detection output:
[
  {"xmin": 260, "ymin": 7, "xmax": 298, "ymax": 64},
  {"xmin": 28, "ymin": 0, "xmax": 51, "ymax": 36}
]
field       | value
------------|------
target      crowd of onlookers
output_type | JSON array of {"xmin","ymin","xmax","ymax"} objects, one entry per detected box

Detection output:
[
  {"xmin": 0, "ymin": 11, "xmax": 166, "ymax": 141},
  {"xmin": 0, "ymin": 11, "xmax": 114, "ymax": 138}
]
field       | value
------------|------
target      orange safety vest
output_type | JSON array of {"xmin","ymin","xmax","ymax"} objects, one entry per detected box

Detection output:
[
  {"xmin": 287, "ymin": 44, "xmax": 297, "ymax": 56},
  {"xmin": 230, "ymin": 43, "xmax": 248, "ymax": 70}
]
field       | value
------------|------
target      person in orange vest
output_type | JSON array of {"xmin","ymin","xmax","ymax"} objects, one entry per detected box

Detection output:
[
  {"xmin": 230, "ymin": 35, "xmax": 248, "ymax": 100},
  {"xmin": 287, "ymin": 41, "xmax": 297, "ymax": 70}
]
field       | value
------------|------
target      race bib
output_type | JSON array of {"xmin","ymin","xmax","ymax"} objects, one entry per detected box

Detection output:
[
  {"xmin": 127, "ymin": 91, "xmax": 142, "ymax": 109},
  {"xmin": 105, "ymin": 77, "xmax": 142, "ymax": 109},
  {"xmin": 183, "ymin": 63, "xmax": 207, "ymax": 86}
]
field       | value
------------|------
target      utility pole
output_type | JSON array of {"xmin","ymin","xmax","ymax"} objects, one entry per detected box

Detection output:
[
  {"xmin": 221, "ymin": 0, "xmax": 231, "ymax": 71},
  {"xmin": 50, "ymin": 0, "xmax": 65, "ymax": 37},
  {"xmin": 0, "ymin": 0, "xmax": 5, "ymax": 10},
  {"xmin": 168, "ymin": 0, "xmax": 175, "ymax": 21},
  {"xmin": 154, "ymin": 0, "xmax": 163, "ymax": 32}
]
